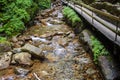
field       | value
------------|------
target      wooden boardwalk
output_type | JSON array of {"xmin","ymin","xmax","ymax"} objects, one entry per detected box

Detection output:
[{"xmin": 62, "ymin": 0, "xmax": 120, "ymax": 46}]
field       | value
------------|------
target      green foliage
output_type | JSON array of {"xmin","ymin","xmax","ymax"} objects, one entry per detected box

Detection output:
[
  {"xmin": 3, "ymin": 18, "xmax": 25, "ymax": 36},
  {"xmin": 0, "ymin": 0, "xmax": 50, "ymax": 37},
  {"xmin": 35, "ymin": 0, "xmax": 51, "ymax": 9},
  {"xmin": 62, "ymin": 7, "xmax": 82, "ymax": 27},
  {"xmin": 0, "ymin": 37, "xmax": 7, "ymax": 42},
  {"xmin": 91, "ymin": 36, "xmax": 109, "ymax": 63},
  {"xmin": 16, "ymin": 0, "xmax": 33, "ymax": 9}
]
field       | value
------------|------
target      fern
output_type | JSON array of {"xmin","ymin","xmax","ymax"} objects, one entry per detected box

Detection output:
[
  {"xmin": 91, "ymin": 36, "xmax": 109, "ymax": 63},
  {"xmin": 3, "ymin": 18, "xmax": 25, "ymax": 36},
  {"xmin": 13, "ymin": 8, "xmax": 30, "ymax": 23},
  {"xmin": 62, "ymin": 7, "xmax": 82, "ymax": 27},
  {"xmin": 0, "ymin": 0, "xmax": 50, "ymax": 37},
  {"xmin": 16, "ymin": 0, "xmax": 32, "ymax": 9}
]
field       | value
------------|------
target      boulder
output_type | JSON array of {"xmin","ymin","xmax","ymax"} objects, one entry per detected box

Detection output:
[
  {"xmin": 21, "ymin": 43, "xmax": 43, "ymax": 57},
  {"xmin": 0, "ymin": 52, "xmax": 12, "ymax": 70},
  {"xmin": 11, "ymin": 52, "xmax": 32, "ymax": 66}
]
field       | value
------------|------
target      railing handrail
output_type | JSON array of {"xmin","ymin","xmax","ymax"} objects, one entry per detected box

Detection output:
[
  {"xmin": 62, "ymin": 0, "xmax": 120, "ymax": 46},
  {"xmin": 66, "ymin": 0, "xmax": 120, "ymax": 23},
  {"xmin": 74, "ymin": 5, "xmax": 120, "ymax": 36}
]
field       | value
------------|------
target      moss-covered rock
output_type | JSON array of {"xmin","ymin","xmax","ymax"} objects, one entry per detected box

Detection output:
[{"xmin": 0, "ymin": 37, "xmax": 11, "ymax": 52}]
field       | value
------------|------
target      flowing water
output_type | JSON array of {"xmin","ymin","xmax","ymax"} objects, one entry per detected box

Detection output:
[{"xmin": 0, "ymin": 4, "xmax": 103, "ymax": 80}]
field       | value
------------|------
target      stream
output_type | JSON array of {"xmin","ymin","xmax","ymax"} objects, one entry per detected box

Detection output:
[{"xmin": 0, "ymin": 3, "xmax": 103, "ymax": 80}]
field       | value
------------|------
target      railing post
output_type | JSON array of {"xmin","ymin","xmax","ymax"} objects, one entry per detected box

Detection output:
[
  {"xmin": 113, "ymin": 44, "xmax": 117, "ymax": 55},
  {"xmin": 67, "ymin": 0, "xmax": 68, "ymax": 6},
  {"xmin": 81, "ymin": 4, "xmax": 82, "ymax": 15},
  {"xmin": 115, "ymin": 21, "xmax": 119, "ymax": 41},
  {"xmin": 74, "ymin": 2, "xmax": 75, "ymax": 9},
  {"xmin": 92, "ymin": 11, "xmax": 94, "ymax": 24}
]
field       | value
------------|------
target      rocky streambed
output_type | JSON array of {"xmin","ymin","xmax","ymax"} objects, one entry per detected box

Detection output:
[{"xmin": 0, "ymin": 5, "xmax": 103, "ymax": 80}]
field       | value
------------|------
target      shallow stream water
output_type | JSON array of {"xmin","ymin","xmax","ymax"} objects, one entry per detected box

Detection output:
[{"xmin": 0, "ymin": 5, "xmax": 103, "ymax": 80}]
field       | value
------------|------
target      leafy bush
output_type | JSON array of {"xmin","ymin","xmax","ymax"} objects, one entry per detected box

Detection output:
[
  {"xmin": 91, "ymin": 36, "xmax": 109, "ymax": 63},
  {"xmin": 3, "ymin": 18, "xmax": 25, "ymax": 36},
  {"xmin": 0, "ymin": 0, "xmax": 50, "ymax": 37}
]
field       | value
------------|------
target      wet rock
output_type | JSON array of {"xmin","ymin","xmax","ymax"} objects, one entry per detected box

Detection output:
[
  {"xmin": 79, "ymin": 57, "xmax": 90, "ymax": 64},
  {"xmin": 18, "ymin": 36, "xmax": 31, "ymax": 42},
  {"xmin": 46, "ymin": 22, "xmax": 53, "ymax": 26},
  {"xmin": 52, "ymin": 11, "xmax": 58, "ymax": 17},
  {"xmin": 0, "ymin": 75, "xmax": 15, "ymax": 80},
  {"xmin": 12, "ymin": 48, "xmax": 22, "ymax": 53},
  {"xmin": 53, "ymin": 48, "xmax": 67, "ymax": 57},
  {"xmin": 50, "ymin": 19, "xmax": 63, "ymax": 24},
  {"xmin": 55, "ymin": 32, "xmax": 64, "ymax": 35},
  {"xmin": 17, "ymin": 41, "xmax": 24, "ymax": 46},
  {"xmin": 40, "ymin": 19, "xmax": 47, "ymax": 25},
  {"xmin": 11, "ymin": 52, "xmax": 32, "ymax": 66},
  {"xmin": 79, "ymin": 29, "xmax": 93, "ymax": 51},
  {"xmin": 14, "ymin": 67, "xmax": 30, "ymax": 76},
  {"xmin": 57, "ymin": 12, "xmax": 63, "ymax": 19},
  {"xmin": 21, "ymin": 43, "xmax": 43, "ymax": 57},
  {"xmin": 66, "ymin": 31, "xmax": 72, "ymax": 35},
  {"xmin": 39, "ymin": 44, "xmax": 54, "ymax": 52},
  {"xmin": 0, "ymin": 42, "xmax": 11, "ymax": 52},
  {"xmin": 79, "ymin": 29, "xmax": 92, "ymax": 46},
  {"xmin": 13, "ymin": 43, "xmax": 21, "ymax": 48},
  {"xmin": 41, "ymin": 71, "xmax": 49, "ymax": 76},
  {"xmin": 86, "ymin": 68, "xmax": 96, "ymax": 75},
  {"xmin": 34, "ymin": 34, "xmax": 39, "ymax": 37},
  {"xmin": 68, "ymin": 33, "xmax": 75, "ymax": 39},
  {"xmin": 0, "ymin": 52, "xmax": 12, "ymax": 70},
  {"xmin": 58, "ymin": 38, "xmax": 68, "ymax": 47},
  {"xmin": 40, "ymin": 33, "xmax": 52, "ymax": 38},
  {"xmin": 30, "ymin": 36, "xmax": 51, "ymax": 44}
]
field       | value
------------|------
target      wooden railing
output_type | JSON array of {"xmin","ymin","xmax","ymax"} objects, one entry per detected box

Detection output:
[{"xmin": 62, "ymin": 0, "xmax": 120, "ymax": 42}]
